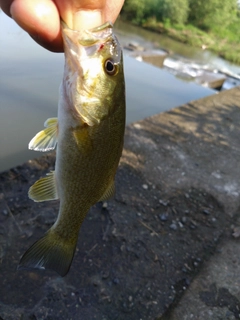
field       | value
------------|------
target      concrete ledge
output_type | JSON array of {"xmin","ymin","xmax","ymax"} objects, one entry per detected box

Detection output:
[
  {"xmin": 195, "ymin": 71, "xmax": 226, "ymax": 90},
  {"xmin": 129, "ymin": 49, "xmax": 168, "ymax": 68},
  {"xmin": 1, "ymin": 87, "xmax": 240, "ymax": 319}
]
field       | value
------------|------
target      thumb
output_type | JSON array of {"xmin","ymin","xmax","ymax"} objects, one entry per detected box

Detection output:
[{"xmin": 54, "ymin": 0, "xmax": 106, "ymax": 31}]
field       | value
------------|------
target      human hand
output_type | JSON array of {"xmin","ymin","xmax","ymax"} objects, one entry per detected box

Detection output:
[{"xmin": 0, "ymin": 0, "xmax": 125, "ymax": 52}]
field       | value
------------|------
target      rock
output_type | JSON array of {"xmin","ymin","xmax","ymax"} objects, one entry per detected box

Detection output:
[{"xmin": 159, "ymin": 213, "xmax": 168, "ymax": 221}]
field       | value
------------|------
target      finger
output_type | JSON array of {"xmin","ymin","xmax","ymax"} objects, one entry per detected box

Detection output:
[
  {"xmin": 1, "ymin": 0, "xmax": 125, "ymax": 52},
  {"xmin": 0, "ymin": 0, "xmax": 14, "ymax": 16},
  {"xmin": 54, "ymin": 0, "xmax": 106, "ymax": 30},
  {"xmin": 54, "ymin": 0, "xmax": 124, "ymax": 31},
  {"xmin": 105, "ymin": 0, "xmax": 125, "ymax": 22},
  {"xmin": 10, "ymin": 0, "xmax": 63, "ymax": 52}
]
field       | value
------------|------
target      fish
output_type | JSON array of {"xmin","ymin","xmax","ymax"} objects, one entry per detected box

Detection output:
[{"xmin": 18, "ymin": 21, "xmax": 125, "ymax": 277}]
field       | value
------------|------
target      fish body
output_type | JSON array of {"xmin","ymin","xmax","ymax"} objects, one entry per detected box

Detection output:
[{"xmin": 18, "ymin": 22, "xmax": 125, "ymax": 276}]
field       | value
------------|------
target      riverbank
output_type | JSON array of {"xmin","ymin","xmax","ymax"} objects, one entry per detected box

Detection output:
[{"xmin": 120, "ymin": 17, "xmax": 240, "ymax": 65}]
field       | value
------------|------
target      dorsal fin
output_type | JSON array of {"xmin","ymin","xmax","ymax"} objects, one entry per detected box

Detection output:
[
  {"xmin": 28, "ymin": 171, "xmax": 59, "ymax": 202},
  {"xmin": 29, "ymin": 117, "xmax": 58, "ymax": 152}
]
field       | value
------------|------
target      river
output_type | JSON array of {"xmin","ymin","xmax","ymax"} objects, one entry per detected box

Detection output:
[
  {"xmin": 1, "ymin": 13, "xmax": 239, "ymax": 172},
  {"xmin": 115, "ymin": 19, "xmax": 240, "ymax": 76}
]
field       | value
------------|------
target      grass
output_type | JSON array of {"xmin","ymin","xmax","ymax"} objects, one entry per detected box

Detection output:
[{"xmin": 138, "ymin": 17, "xmax": 240, "ymax": 65}]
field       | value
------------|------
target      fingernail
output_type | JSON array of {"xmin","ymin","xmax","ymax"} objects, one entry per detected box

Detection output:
[{"xmin": 73, "ymin": 10, "xmax": 103, "ymax": 30}]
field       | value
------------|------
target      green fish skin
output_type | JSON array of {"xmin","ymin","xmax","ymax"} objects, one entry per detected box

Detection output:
[{"xmin": 18, "ymin": 21, "xmax": 126, "ymax": 277}]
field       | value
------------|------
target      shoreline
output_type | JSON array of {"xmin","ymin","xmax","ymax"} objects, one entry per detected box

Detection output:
[{"xmin": 120, "ymin": 18, "xmax": 240, "ymax": 66}]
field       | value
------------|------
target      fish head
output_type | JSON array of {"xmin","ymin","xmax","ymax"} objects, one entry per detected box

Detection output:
[{"xmin": 61, "ymin": 21, "xmax": 125, "ymax": 126}]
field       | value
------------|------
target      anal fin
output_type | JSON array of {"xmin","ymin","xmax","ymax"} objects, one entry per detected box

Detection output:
[
  {"xmin": 29, "ymin": 117, "xmax": 58, "ymax": 152},
  {"xmin": 28, "ymin": 171, "xmax": 59, "ymax": 202},
  {"xmin": 99, "ymin": 180, "xmax": 115, "ymax": 202}
]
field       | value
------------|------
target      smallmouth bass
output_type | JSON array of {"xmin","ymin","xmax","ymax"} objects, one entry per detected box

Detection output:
[{"xmin": 18, "ymin": 21, "xmax": 125, "ymax": 277}]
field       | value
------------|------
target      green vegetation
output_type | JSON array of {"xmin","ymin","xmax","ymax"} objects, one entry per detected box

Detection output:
[{"xmin": 121, "ymin": 0, "xmax": 240, "ymax": 64}]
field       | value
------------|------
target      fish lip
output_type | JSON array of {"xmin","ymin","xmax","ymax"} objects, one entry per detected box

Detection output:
[
  {"xmin": 88, "ymin": 22, "xmax": 113, "ymax": 33},
  {"xmin": 60, "ymin": 20, "xmax": 113, "ymax": 32},
  {"xmin": 61, "ymin": 20, "xmax": 114, "ymax": 46},
  {"xmin": 61, "ymin": 19, "xmax": 122, "ymax": 65}
]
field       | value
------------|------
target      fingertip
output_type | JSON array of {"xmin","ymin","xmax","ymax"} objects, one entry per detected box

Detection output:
[
  {"xmin": 10, "ymin": 0, "xmax": 64, "ymax": 52},
  {"xmin": 30, "ymin": 34, "xmax": 64, "ymax": 53}
]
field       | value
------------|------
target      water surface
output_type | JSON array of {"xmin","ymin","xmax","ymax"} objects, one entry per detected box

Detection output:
[
  {"xmin": 0, "ymin": 13, "xmax": 215, "ymax": 172},
  {"xmin": 115, "ymin": 19, "xmax": 240, "ymax": 76}
]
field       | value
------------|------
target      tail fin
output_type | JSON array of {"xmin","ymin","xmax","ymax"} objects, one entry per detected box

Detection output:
[{"xmin": 18, "ymin": 230, "xmax": 77, "ymax": 277}]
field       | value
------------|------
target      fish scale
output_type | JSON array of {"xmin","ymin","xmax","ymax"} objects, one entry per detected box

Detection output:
[{"xmin": 18, "ymin": 21, "xmax": 125, "ymax": 277}]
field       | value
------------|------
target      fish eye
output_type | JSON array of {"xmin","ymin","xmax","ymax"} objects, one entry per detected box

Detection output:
[{"xmin": 104, "ymin": 59, "xmax": 118, "ymax": 76}]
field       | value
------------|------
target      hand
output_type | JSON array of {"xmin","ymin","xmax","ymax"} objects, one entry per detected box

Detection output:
[{"xmin": 0, "ymin": 0, "xmax": 125, "ymax": 52}]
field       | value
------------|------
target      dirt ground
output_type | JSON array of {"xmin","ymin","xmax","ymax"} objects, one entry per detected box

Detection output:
[{"xmin": 1, "ymin": 87, "xmax": 240, "ymax": 319}]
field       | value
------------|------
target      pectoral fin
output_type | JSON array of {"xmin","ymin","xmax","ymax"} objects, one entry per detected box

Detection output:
[
  {"xmin": 99, "ymin": 180, "xmax": 115, "ymax": 202},
  {"xmin": 28, "ymin": 171, "xmax": 58, "ymax": 202},
  {"xmin": 29, "ymin": 117, "xmax": 58, "ymax": 151},
  {"xmin": 73, "ymin": 126, "xmax": 93, "ymax": 153}
]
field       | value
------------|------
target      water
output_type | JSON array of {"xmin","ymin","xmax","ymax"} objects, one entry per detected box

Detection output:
[
  {"xmin": 115, "ymin": 20, "xmax": 240, "ymax": 90},
  {"xmin": 0, "ymin": 13, "xmax": 222, "ymax": 172},
  {"xmin": 115, "ymin": 20, "xmax": 240, "ymax": 76},
  {"xmin": 0, "ymin": 11, "xmax": 64, "ymax": 171}
]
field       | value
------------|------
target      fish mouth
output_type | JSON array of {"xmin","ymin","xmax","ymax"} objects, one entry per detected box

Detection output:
[
  {"xmin": 61, "ymin": 19, "xmax": 122, "ymax": 71},
  {"xmin": 61, "ymin": 20, "xmax": 114, "ymax": 47},
  {"xmin": 82, "ymin": 22, "xmax": 114, "ymax": 45}
]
